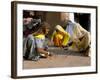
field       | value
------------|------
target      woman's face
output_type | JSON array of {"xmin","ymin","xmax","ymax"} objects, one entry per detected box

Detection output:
[
  {"xmin": 45, "ymin": 28, "xmax": 50, "ymax": 35},
  {"xmin": 56, "ymin": 30, "xmax": 64, "ymax": 35},
  {"xmin": 60, "ymin": 13, "xmax": 70, "ymax": 26}
]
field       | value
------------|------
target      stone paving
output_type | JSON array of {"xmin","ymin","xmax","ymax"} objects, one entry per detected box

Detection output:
[{"xmin": 23, "ymin": 47, "xmax": 90, "ymax": 69}]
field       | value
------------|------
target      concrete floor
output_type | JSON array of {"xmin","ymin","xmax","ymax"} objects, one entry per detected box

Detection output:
[{"xmin": 23, "ymin": 47, "xmax": 90, "ymax": 69}]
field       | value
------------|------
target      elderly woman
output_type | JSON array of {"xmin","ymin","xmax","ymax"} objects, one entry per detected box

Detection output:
[
  {"xmin": 60, "ymin": 12, "xmax": 91, "ymax": 56},
  {"xmin": 24, "ymin": 22, "xmax": 52, "ymax": 61},
  {"xmin": 67, "ymin": 22, "xmax": 91, "ymax": 52}
]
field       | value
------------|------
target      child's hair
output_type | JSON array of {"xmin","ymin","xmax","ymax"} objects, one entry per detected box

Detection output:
[{"xmin": 33, "ymin": 22, "xmax": 50, "ymax": 35}]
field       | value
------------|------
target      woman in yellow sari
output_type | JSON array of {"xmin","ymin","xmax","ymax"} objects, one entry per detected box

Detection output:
[{"xmin": 51, "ymin": 25, "xmax": 70, "ymax": 47}]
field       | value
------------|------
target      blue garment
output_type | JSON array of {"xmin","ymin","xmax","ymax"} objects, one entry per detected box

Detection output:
[
  {"xmin": 65, "ymin": 21, "xmax": 75, "ymax": 37},
  {"xmin": 24, "ymin": 34, "xmax": 48, "ymax": 61},
  {"xmin": 26, "ymin": 35, "xmax": 39, "ymax": 60}
]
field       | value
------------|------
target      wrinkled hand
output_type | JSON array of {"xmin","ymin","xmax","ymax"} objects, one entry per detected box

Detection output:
[{"xmin": 73, "ymin": 38, "xmax": 80, "ymax": 44}]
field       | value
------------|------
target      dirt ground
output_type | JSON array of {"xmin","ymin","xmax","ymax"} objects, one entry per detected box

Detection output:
[{"xmin": 23, "ymin": 47, "xmax": 90, "ymax": 69}]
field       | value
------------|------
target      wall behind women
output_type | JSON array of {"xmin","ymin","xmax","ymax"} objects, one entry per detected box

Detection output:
[{"xmin": 0, "ymin": 0, "xmax": 100, "ymax": 80}]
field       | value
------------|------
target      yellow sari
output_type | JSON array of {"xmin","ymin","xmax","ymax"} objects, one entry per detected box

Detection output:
[{"xmin": 51, "ymin": 25, "xmax": 70, "ymax": 47}]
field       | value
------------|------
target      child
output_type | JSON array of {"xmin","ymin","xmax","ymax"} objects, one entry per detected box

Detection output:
[{"xmin": 24, "ymin": 22, "xmax": 52, "ymax": 61}]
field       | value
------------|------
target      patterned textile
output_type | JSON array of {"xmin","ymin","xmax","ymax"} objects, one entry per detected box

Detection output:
[{"xmin": 51, "ymin": 25, "xmax": 70, "ymax": 47}]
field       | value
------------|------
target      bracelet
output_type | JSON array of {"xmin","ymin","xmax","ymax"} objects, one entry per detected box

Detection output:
[{"xmin": 47, "ymin": 52, "xmax": 50, "ymax": 55}]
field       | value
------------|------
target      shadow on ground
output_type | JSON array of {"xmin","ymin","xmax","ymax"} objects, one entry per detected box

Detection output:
[{"xmin": 48, "ymin": 47, "xmax": 87, "ymax": 57}]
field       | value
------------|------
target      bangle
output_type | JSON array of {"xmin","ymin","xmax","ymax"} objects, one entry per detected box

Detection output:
[{"xmin": 47, "ymin": 52, "xmax": 50, "ymax": 55}]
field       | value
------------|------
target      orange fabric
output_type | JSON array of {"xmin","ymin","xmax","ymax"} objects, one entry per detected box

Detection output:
[{"xmin": 53, "ymin": 34, "xmax": 63, "ymax": 47}]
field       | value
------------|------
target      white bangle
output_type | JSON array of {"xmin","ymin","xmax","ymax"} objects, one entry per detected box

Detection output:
[{"xmin": 47, "ymin": 52, "xmax": 50, "ymax": 55}]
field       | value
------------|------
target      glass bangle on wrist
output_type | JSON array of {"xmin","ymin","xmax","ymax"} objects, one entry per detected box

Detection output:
[{"xmin": 47, "ymin": 52, "xmax": 50, "ymax": 55}]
